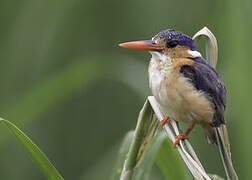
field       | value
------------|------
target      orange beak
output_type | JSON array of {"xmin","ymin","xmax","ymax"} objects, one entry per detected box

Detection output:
[{"xmin": 119, "ymin": 40, "xmax": 163, "ymax": 52}]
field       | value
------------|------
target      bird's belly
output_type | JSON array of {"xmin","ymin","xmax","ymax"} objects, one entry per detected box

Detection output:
[{"xmin": 149, "ymin": 69, "xmax": 214, "ymax": 125}]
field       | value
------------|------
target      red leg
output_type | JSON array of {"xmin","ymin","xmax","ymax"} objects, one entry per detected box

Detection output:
[
  {"xmin": 161, "ymin": 116, "xmax": 169, "ymax": 127},
  {"xmin": 173, "ymin": 135, "xmax": 189, "ymax": 148},
  {"xmin": 173, "ymin": 123, "xmax": 195, "ymax": 148}
]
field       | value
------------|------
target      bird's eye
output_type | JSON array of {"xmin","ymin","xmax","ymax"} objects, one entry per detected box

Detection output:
[{"xmin": 166, "ymin": 41, "xmax": 178, "ymax": 48}]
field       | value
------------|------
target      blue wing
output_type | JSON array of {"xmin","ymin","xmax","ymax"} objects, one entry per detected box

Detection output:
[{"xmin": 180, "ymin": 57, "xmax": 226, "ymax": 126}]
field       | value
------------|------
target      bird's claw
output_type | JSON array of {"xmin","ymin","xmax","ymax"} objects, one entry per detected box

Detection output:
[
  {"xmin": 161, "ymin": 116, "xmax": 169, "ymax": 127},
  {"xmin": 173, "ymin": 135, "xmax": 189, "ymax": 148}
]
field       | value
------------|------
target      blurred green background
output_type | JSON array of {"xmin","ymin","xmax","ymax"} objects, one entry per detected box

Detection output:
[{"xmin": 0, "ymin": 0, "xmax": 250, "ymax": 179}]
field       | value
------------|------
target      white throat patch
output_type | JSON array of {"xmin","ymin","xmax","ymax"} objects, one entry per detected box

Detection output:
[{"xmin": 150, "ymin": 51, "xmax": 170, "ymax": 62}]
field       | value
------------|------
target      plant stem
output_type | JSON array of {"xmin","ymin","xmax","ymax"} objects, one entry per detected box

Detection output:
[
  {"xmin": 120, "ymin": 97, "xmax": 212, "ymax": 180},
  {"xmin": 120, "ymin": 100, "xmax": 154, "ymax": 180}
]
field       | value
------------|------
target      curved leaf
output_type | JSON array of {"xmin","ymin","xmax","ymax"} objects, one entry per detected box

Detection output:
[
  {"xmin": 193, "ymin": 27, "xmax": 218, "ymax": 68},
  {"xmin": 0, "ymin": 118, "xmax": 63, "ymax": 180},
  {"xmin": 156, "ymin": 139, "xmax": 188, "ymax": 180},
  {"xmin": 110, "ymin": 131, "xmax": 135, "ymax": 180}
]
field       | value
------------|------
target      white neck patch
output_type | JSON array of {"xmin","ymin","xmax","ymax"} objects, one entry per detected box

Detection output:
[
  {"xmin": 150, "ymin": 50, "xmax": 202, "ymax": 64},
  {"xmin": 188, "ymin": 50, "xmax": 202, "ymax": 58}
]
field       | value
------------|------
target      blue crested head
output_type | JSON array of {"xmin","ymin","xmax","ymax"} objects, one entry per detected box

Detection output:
[{"xmin": 152, "ymin": 29, "xmax": 197, "ymax": 50}]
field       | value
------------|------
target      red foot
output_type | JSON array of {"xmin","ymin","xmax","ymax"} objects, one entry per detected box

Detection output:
[
  {"xmin": 161, "ymin": 116, "xmax": 169, "ymax": 127},
  {"xmin": 173, "ymin": 135, "xmax": 189, "ymax": 148}
]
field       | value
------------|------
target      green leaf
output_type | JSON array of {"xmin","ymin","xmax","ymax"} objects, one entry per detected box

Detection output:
[
  {"xmin": 126, "ymin": 130, "xmax": 189, "ymax": 180},
  {"xmin": 110, "ymin": 131, "xmax": 135, "ymax": 180},
  {"xmin": 0, "ymin": 118, "xmax": 63, "ymax": 180},
  {"xmin": 156, "ymin": 138, "xmax": 189, "ymax": 180},
  {"xmin": 208, "ymin": 174, "xmax": 225, "ymax": 180},
  {"xmin": 132, "ymin": 130, "xmax": 166, "ymax": 180}
]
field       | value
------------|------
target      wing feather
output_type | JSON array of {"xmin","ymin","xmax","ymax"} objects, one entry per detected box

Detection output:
[{"xmin": 180, "ymin": 57, "xmax": 226, "ymax": 126}]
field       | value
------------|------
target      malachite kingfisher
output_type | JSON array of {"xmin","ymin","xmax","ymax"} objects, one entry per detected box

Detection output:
[
  {"xmin": 119, "ymin": 29, "xmax": 239, "ymax": 179},
  {"xmin": 120, "ymin": 29, "xmax": 226, "ymax": 146}
]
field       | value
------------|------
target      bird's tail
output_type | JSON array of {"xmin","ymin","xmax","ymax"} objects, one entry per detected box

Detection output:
[{"xmin": 214, "ymin": 124, "xmax": 239, "ymax": 180}]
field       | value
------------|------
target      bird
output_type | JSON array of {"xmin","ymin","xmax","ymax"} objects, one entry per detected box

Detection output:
[{"xmin": 119, "ymin": 29, "xmax": 238, "ymax": 180}]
